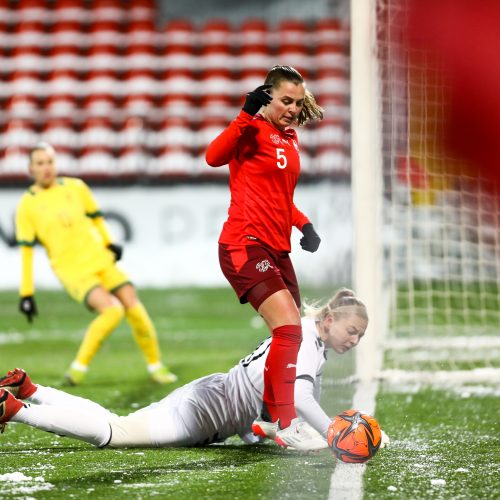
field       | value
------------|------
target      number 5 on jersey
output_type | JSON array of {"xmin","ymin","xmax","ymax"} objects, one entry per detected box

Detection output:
[{"xmin": 276, "ymin": 148, "xmax": 287, "ymax": 169}]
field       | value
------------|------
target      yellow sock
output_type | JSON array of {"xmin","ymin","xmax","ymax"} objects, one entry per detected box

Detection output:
[
  {"xmin": 75, "ymin": 305, "xmax": 124, "ymax": 366},
  {"xmin": 125, "ymin": 303, "xmax": 161, "ymax": 365}
]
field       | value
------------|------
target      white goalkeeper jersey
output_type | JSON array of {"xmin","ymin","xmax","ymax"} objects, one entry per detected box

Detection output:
[
  {"xmin": 144, "ymin": 317, "xmax": 330, "ymax": 447},
  {"xmin": 225, "ymin": 316, "xmax": 329, "ymax": 439}
]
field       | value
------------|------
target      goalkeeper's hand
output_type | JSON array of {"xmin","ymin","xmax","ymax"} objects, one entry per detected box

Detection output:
[
  {"xmin": 300, "ymin": 223, "xmax": 321, "ymax": 253},
  {"xmin": 107, "ymin": 243, "xmax": 123, "ymax": 261},
  {"xmin": 242, "ymin": 84, "xmax": 273, "ymax": 115},
  {"xmin": 19, "ymin": 296, "xmax": 38, "ymax": 323}
]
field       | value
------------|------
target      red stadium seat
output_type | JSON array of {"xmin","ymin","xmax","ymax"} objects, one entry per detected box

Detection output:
[
  {"xmin": 200, "ymin": 46, "xmax": 235, "ymax": 72},
  {"xmin": 237, "ymin": 45, "xmax": 271, "ymax": 72},
  {"xmin": 83, "ymin": 93, "xmax": 117, "ymax": 119},
  {"xmin": 0, "ymin": 5, "xmax": 13, "ymax": 28},
  {"xmin": 199, "ymin": 94, "xmax": 235, "ymax": 122},
  {"xmin": 199, "ymin": 69, "xmax": 235, "ymax": 98},
  {"xmin": 275, "ymin": 46, "xmax": 310, "ymax": 76},
  {"xmin": 48, "ymin": 45, "xmax": 85, "ymax": 72},
  {"xmin": 51, "ymin": 19, "xmax": 89, "ymax": 50},
  {"xmin": 313, "ymin": 18, "xmax": 348, "ymax": 46},
  {"xmin": 275, "ymin": 19, "xmax": 310, "ymax": 48},
  {"xmin": 162, "ymin": 19, "xmax": 195, "ymax": 50},
  {"xmin": 150, "ymin": 118, "xmax": 195, "ymax": 151},
  {"xmin": 88, "ymin": 19, "xmax": 123, "ymax": 47},
  {"xmin": 41, "ymin": 118, "xmax": 78, "ymax": 150},
  {"xmin": 160, "ymin": 45, "xmax": 196, "ymax": 72},
  {"xmin": 148, "ymin": 146, "xmax": 194, "ymax": 176},
  {"xmin": 78, "ymin": 148, "xmax": 118, "ymax": 176},
  {"xmin": 0, "ymin": 20, "xmax": 12, "ymax": 52},
  {"xmin": 13, "ymin": 20, "xmax": 49, "ymax": 49},
  {"xmin": 239, "ymin": 19, "xmax": 269, "ymax": 50},
  {"xmin": 16, "ymin": 0, "xmax": 50, "ymax": 24},
  {"xmin": 0, "ymin": 120, "xmax": 39, "ymax": 151},
  {"xmin": 129, "ymin": 0, "xmax": 156, "ymax": 22},
  {"xmin": 315, "ymin": 118, "xmax": 350, "ymax": 150},
  {"xmin": 314, "ymin": 42, "xmax": 349, "ymax": 71},
  {"xmin": 315, "ymin": 144, "xmax": 350, "ymax": 175},
  {"xmin": 122, "ymin": 93, "xmax": 155, "ymax": 119},
  {"xmin": 117, "ymin": 146, "xmax": 147, "ymax": 175},
  {"xmin": 315, "ymin": 93, "xmax": 350, "ymax": 120},
  {"xmin": 52, "ymin": 0, "xmax": 90, "ymax": 23},
  {"xmin": 160, "ymin": 69, "xmax": 198, "ymax": 97},
  {"xmin": 85, "ymin": 69, "xmax": 121, "ymax": 98},
  {"xmin": 311, "ymin": 68, "xmax": 350, "ymax": 99},
  {"xmin": 79, "ymin": 117, "xmax": 119, "ymax": 150},
  {"xmin": 195, "ymin": 118, "xmax": 227, "ymax": 150},
  {"xmin": 45, "ymin": 94, "xmax": 78, "ymax": 120},
  {"xmin": 124, "ymin": 69, "xmax": 159, "ymax": 97},
  {"xmin": 11, "ymin": 46, "xmax": 46, "ymax": 73},
  {"xmin": 1, "ymin": 148, "xmax": 31, "ymax": 176},
  {"xmin": 11, "ymin": 70, "xmax": 44, "ymax": 98},
  {"xmin": 158, "ymin": 94, "xmax": 195, "ymax": 121},
  {"xmin": 86, "ymin": 43, "xmax": 122, "ymax": 72},
  {"xmin": 200, "ymin": 19, "xmax": 232, "ymax": 51},
  {"xmin": 88, "ymin": 0, "xmax": 126, "ymax": 24},
  {"xmin": 125, "ymin": 44, "xmax": 158, "ymax": 71},
  {"xmin": 126, "ymin": 19, "xmax": 157, "ymax": 47},
  {"xmin": 236, "ymin": 68, "xmax": 268, "ymax": 97},
  {"xmin": 6, "ymin": 94, "xmax": 39, "ymax": 121}
]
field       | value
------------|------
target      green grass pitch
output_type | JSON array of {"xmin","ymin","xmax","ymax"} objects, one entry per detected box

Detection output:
[{"xmin": 0, "ymin": 288, "xmax": 498, "ymax": 499}]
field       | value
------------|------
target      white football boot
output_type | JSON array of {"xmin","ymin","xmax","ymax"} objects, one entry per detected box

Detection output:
[
  {"xmin": 275, "ymin": 418, "xmax": 329, "ymax": 451},
  {"xmin": 252, "ymin": 417, "xmax": 279, "ymax": 440}
]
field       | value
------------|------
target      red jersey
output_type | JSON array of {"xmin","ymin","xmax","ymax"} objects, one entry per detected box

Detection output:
[{"xmin": 205, "ymin": 110, "xmax": 310, "ymax": 252}]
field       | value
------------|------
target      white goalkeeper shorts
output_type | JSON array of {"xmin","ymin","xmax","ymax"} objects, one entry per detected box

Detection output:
[{"xmin": 108, "ymin": 373, "xmax": 235, "ymax": 448}]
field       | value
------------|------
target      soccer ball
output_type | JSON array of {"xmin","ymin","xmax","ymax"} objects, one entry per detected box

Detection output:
[{"xmin": 327, "ymin": 409, "xmax": 382, "ymax": 463}]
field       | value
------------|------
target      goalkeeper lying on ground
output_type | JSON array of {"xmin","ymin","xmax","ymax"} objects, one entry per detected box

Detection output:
[{"xmin": 0, "ymin": 289, "xmax": 368, "ymax": 451}]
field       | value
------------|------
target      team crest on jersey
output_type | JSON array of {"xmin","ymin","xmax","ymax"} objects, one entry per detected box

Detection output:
[
  {"xmin": 270, "ymin": 134, "xmax": 281, "ymax": 145},
  {"xmin": 256, "ymin": 259, "xmax": 273, "ymax": 272}
]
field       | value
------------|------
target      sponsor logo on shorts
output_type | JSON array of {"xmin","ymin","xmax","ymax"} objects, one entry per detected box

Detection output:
[
  {"xmin": 256, "ymin": 259, "xmax": 273, "ymax": 273},
  {"xmin": 286, "ymin": 363, "xmax": 296, "ymax": 369}
]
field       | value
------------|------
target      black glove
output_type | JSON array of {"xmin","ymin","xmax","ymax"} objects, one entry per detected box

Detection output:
[
  {"xmin": 242, "ymin": 84, "xmax": 273, "ymax": 115},
  {"xmin": 107, "ymin": 243, "xmax": 123, "ymax": 261},
  {"xmin": 19, "ymin": 296, "xmax": 37, "ymax": 323},
  {"xmin": 300, "ymin": 223, "xmax": 321, "ymax": 253}
]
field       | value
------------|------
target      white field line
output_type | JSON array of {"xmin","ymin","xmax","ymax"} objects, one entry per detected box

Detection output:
[
  {"xmin": 378, "ymin": 367, "xmax": 500, "ymax": 385},
  {"xmin": 385, "ymin": 336, "xmax": 500, "ymax": 349},
  {"xmin": 328, "ymin": 380, "xmax": 379, "ymax": 500}
]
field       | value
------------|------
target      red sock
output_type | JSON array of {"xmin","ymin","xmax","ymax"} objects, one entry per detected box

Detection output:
[{"xmin": 263, "ymin": 324, "xmax": 302, "ymax": 428}]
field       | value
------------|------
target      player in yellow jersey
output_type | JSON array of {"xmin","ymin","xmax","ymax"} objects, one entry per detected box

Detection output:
[{"xmin": 16, "ymin": 142, "xmax": 177, "ymax": 386}]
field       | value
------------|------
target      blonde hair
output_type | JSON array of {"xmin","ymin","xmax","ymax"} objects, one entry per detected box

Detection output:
[
  {"xmin": 303, "ymin": 288, "xmax": 368, "ymax": 322},
  {"xmin": 264, "ymin": 65, "xmax": 324, "ymax": 126}
]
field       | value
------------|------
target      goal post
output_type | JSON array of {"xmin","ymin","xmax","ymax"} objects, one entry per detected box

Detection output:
[{"xmin": 351, "ymin": 0, "xmax": 386, "ymax": 381}]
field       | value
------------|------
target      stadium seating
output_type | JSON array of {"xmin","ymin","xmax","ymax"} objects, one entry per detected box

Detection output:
[{"xmin": 0, "ymin": 1, "xmax": 350, "ymax": 181}]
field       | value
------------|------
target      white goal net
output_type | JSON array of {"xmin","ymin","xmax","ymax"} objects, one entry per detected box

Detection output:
[{"xmin": 362, "ymin": 0, "xmax": 500, "ymax": 384}]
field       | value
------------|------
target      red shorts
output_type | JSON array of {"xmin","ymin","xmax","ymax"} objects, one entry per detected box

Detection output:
[{"xmin": 219, "ymin": 243, "xmax": 301, "ymax": 310}]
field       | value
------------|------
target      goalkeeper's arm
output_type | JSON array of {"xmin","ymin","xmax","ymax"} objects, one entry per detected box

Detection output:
[{"xmin": 295, "ymin": 376, "xmax": 331, "ymax": 438}]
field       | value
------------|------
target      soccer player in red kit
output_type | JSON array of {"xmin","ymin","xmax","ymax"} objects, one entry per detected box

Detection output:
[{"xmin": 205, "ymin": 65, "xmax": 324, "ymax": 447}]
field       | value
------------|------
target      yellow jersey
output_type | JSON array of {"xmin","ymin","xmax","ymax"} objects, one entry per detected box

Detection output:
[{"xmin": 16, "ymin": 177, "xmax": 115, "ymax": 294}]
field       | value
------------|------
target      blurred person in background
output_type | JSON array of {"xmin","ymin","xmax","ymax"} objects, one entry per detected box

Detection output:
[
  {"xmin": 205, "ymin": 65, "xmax": 324, "ymax": 446},
  {"xmin": 0, "ymin": 289, "xmax": 380, "ymax": 452},
  {"xmin": 15, "ymin": 143, "xmax": 177, "ymax": 386}
]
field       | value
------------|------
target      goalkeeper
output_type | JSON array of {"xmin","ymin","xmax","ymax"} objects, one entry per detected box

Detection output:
[
  {"xmin": 15, "ymin": 142, "xmax": 176, "ymax": 386},
  {"xmin": 0, "ymin": 289, "xmax": 369, "ymax": 451}
]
